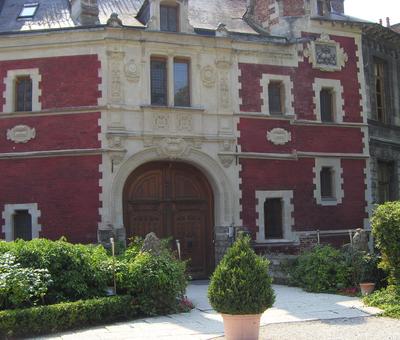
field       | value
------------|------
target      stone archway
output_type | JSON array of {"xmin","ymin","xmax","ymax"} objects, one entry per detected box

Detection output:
[{"xmin": 123, "ymin": 161, "xmax": 214, "ymax": 278}]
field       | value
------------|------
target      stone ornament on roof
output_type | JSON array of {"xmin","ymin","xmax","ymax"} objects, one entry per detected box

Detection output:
[
  {"xmin": 303, "ymin": 33, "xmax": 348, "ymax": 72},
  {"xmin": 107, "ymin": 13, "xmax": 123, "ymax": 27}
]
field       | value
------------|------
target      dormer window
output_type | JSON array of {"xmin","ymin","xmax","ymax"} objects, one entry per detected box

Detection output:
[
  {"xmin": 18, "ymin": 3, "xmax": 39, "ymax": 19},
  {"xmin": 160, "ymin": 3, "xmax": 179, "ymax": 32}
]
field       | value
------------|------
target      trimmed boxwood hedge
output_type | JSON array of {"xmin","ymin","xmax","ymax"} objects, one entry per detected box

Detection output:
[{"xmin": 0, "ymin": 295, "xmax": 139, "ymax": 338}]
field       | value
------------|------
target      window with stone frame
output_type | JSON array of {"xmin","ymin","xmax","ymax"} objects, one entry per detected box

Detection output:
[
  {"xmin": 374, "ymin": 59, "xmax": 387, "ymax": 123},
  {"xmin": 320, "ymin": 166, "xmax": 335, "ymax": 199},
  {"xmin": 151, "ymin": 57, "xmax": 168, "ymax": 105},
  {"xmin": 268, "ymin": 81, "xmax": 284, "ymax": 115},
  {"xmin": 15, "ymin": 76, "xmax": 33, "ymax": 112},
  {"xmin": 377, "ymin": 160, "xmax": 397, "ymax": 203},
  {"xmin": 264, "ymin": 198, "xmax": 283, "ymax": 239},
  {"xmin": 320, "ymin": 88, "xmax": 334, "ymax": 122},
  {"xmin": 160, "ymin": 3, "xmax": 179, "ymax": 32}
]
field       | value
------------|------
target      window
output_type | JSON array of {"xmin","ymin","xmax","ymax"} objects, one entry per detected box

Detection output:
[
  {"xmin": 15, "ymin": 76, "xmax": 33, "ymax": 112},
  {"xmin": 13, "ymin": 210, "xmax": 32, "ymax": 241},
  {"xmin": 160, "ymin": 4, "xmax": 178, "ymax": 32},
  {"xmin": 174, "ymin": 59, "xmax": 190, "ymax": 107},
  {"xmin": 317, "ymin": 1, "xmax": 324, "ymax": 15},
  {"xmin": 151, "ymin": 58, "xmax": 168, "ymax": 105},
  {"xmin": 374, "ymin": 60, "xmax": 387, "ymax": 123},
  {"xmin": 378, "ymin": 161, "xmax": 396, "ymax": 203},
  {"xmin": 320, "ymin": 167, "xmax": 334, "ymax": 199},
  {"xmin": 18, "ymin": 3, "xmax": 39, "ymax": 19},
  {"xmin": 256, "ymin": 190, "xmax": 295, "ymax": 243},
  {"xmin": 150, "ymin": 56, "xmax": 191, "ymax": 107},
  {"xmin": 268, "ymin": 81, "xmax": 284, "ymax": 115},
  {"xmin": 264, "ymin": 198, "xmax": 283, "ymax": 239},
  {"xmin": 320, "ymin": 88, "xmax": 334, "ymax": 122},
  {"xmin": 314, "ymin": 158, "xmax": 343, "ymax": 206}
]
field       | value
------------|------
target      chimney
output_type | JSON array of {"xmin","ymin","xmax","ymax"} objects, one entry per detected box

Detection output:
[
  {"xmin": 330, "ymin": 0, "xmax": 345, "ymax": 15},
  {"xmin": 70, "ymin": 0, "xmax": 99, "ymax": 26},
  {"xmin": 386, "ymin": 17, "xmax": 391, "ymax": 28}
]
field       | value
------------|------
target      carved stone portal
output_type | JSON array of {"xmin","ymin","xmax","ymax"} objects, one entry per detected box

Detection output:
[{"xmin": 6, "ymin": 125, "xmax": 36, "ymax": 144}]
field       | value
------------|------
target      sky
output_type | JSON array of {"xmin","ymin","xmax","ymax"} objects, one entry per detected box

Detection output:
[{"xmin": 345, "ymin": 0, "xmax": 400, "ymax": 25}]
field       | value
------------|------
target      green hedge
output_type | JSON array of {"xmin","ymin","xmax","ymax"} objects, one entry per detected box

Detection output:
[
  {"xmin": 0, "ymin": 295, "xmax": 139, "ymax": 338},
  {"xmin": 0, "ymin": 239, "xmax": 110, "ymax": 304}
]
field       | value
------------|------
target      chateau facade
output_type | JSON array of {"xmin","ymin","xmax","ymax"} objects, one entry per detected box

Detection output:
[{"xmin": 1, "ymin": 0, "xmax": 394, "ymax": 277}]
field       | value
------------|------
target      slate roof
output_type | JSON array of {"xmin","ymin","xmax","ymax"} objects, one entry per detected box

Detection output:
[{"xmin": 0, "ymin": 0, "xmax": 257, "ymax": 35}]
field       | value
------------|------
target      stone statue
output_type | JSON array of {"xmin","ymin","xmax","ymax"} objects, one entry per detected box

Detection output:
[
  {"xmin": 352, "ymin": 228, "xmax": 369, "ymax": 252},
  {"xmin": 141, "ymin": 232, "xmax": 162, "ymax": 256}
]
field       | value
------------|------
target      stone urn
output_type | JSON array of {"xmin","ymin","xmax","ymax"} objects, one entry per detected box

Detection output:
[{"xmin": 221, "ymin": 314, "xmax": 262, "ymax": 340}]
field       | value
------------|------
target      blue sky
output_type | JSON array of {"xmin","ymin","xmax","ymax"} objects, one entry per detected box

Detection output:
[{"xmin": 345, "ymin": 0, "xmax": 400, "ymax": 25}]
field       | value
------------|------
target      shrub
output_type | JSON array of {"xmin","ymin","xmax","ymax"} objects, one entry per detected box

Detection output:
[
  {"xmin": 116, "ymin": 248, "xmax": 187, "ymax": 315},
  {"xmin": 0, "ymin": 239, "xmax": 110, "ymax": 303},
  {"xmin": 0, "ymin": 295, "xmax": 138, "ymax": 338},
  {"xmin": 289, "ymin": 245, "xmax": 348, "ymax": 292},
  {"xmin": 371, "ymin": 202, "xmax": 400, "ymax": 289},
  {"xmin": 208, "ymin": 236, "xmax": 275, "ymax": 315},
  {"xmin": 364, "ymin": 285, "xmax": 400, "ymax": 319},
  {"xmin": 0, "ymin": 253, "xmax": 51, "ymax": 310}
]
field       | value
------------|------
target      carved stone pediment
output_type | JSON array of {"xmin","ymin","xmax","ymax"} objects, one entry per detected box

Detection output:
[
  {"xmin": 267, "ymin": 128, "xmax": 292, "ymax": 145},
  {"xmin": 218, "ymin": 154, "xmax": 235, "ymax": 168},
  {"xmin": 303, "ymin": 33, "xmax": 348, "ymax": 72},
  {"xmin": 157, "ymin": 138, "xmax": 190, "ymax": 159},
  {"xmin": 124, "ymin": 59, "xmax": 140, "ymax": 82},
  {"xmin": 6, "ymin": 125, "xmax": 36, "ymax": 144},
  {"xmin": 201, "ymin": 65, "xmax": 217, "ymax": 88}
]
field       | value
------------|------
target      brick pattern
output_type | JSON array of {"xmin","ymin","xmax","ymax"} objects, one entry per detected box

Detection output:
[
  {"xmin": 0, "ymin": 112, "xmax": 101, "ymax": 153},
  {"xmin": 281, "ymin": 0, "xmax": 305, "ymax": 17},
  {"xmin": 0, "ymin": 55, "xmax": 101, "ymax": 111},
  {"xmin": 239, "ymin": 158, "xmax": 367, "ymax": 238},
  {"xmin": 238, "ymin": 118, "xmax": 364, "ymax": 154},
  {"xmin": 239, "ymin": 34, "xmax": 363, "ymax": 123},
  {"xmin": 0, "ymin": 156, "xmax": 102, "ymax": 243}
]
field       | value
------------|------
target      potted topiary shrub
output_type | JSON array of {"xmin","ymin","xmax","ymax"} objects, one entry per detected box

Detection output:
[
  {"xmin": 208, "ymin": 235, "xmax": 275, "ymax": 340},
  {"xmin": 359, "ymin": 252, "xmax": 379, "ymax": 296}
]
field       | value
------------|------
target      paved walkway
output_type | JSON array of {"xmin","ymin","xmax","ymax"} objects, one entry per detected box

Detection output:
[{"xmin": 37, "ymin": 283, "xmax": 383, "ymax": 340}]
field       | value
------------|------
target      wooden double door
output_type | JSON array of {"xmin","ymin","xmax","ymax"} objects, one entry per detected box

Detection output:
[{"xmin": 123, "ymin": 162, "xmax": 214, "ymax": 278}]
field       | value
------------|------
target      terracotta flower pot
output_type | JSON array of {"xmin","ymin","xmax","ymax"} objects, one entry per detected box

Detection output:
[
  {"xmin": 221, "ymin": 313, "xmax": 261, "ymax": 340},
  {"xmin": 360, "ymin": 282, "xmax": 375, "ymax": 296}
]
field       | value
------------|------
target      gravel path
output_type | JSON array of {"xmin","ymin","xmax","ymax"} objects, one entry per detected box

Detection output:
[{"xmin": 216, "ymin": 316, "xmax": 400, "ymax": 340}]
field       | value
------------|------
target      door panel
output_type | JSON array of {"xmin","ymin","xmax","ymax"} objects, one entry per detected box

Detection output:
[{"xmin": 123, "ymin": 162, "xmax": 214, "ymax": 278}]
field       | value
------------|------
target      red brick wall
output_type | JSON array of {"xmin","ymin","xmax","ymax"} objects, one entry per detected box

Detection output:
[
  {"xmin": 239, "ymin": 158, "xmax": 367, "ymax": 237},
  {"xmin": 0, "ymin": 55, "xmax": 101, "ymax": 111},
  {"xmin": 0, "ymin": 155, "xmax": 101, "ymax": 243},
  {"xmin": 239, "ymin": 34, "xmax": 362, "ymax": 123},
  {"xmin": 281, "ymin": 0, "xmax": 305, "ymax": 16},
  {"xmin": 238, "ymin": 118, "xmax": 364, "ymax": 154},
  {"xmin": 0, "ymin": 112, "xmax": 101, "ymax": 153}
]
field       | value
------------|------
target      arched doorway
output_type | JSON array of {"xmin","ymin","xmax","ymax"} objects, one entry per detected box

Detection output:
[{"xmin": 123, "ymin": 161, "xmax": 214, "ymax": 278}]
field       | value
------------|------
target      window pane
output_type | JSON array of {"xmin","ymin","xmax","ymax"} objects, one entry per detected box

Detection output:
[
  {"xmin": 320, "ymin": 89, "xmax": 333, "ymax": 122},
  {"xmin": 374, "ymin": 61, "xmax": 386, "ymax": 123},
  {"xmin": 320, "ymin": 167, "xmax": 334, "ymax": 198},
  {"xmin": 174, "ymin": 60, "xmax": 190, "ymax": 107},
  {"xmin": 160, "ymin": 5, "xmax": 178, "ymax": 32},
  {"xmin": 378, "ymin": 161, "xmax": 396, "ymax": 203},
  {"xmin": 13, "ymin": 210, "xmax": 32, "ymax": 241},
  {"xmin": 19, "ymin": 4, "xmax": 38, "ymax": 18},
  {"xmin": 268, "ymin": 82, "xmax": 283, "ymax": 115},
  {"xmin": 160, "ymin": 6, "xmax": 169, "ymax": 31},
  {"xmin": 317, "ymin": 1, "xmax": 324, "ymax": 15},
  {"xmin": 151, "ymin": 59, "xmax": 167, "ymax": 105},
  {"xmin": 264, "ymin": 198, "xmax": 283, "ymax": 239},
  {"xmin": 16, "ymin": 77, "xmax": 32, "ymax": 112}
]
